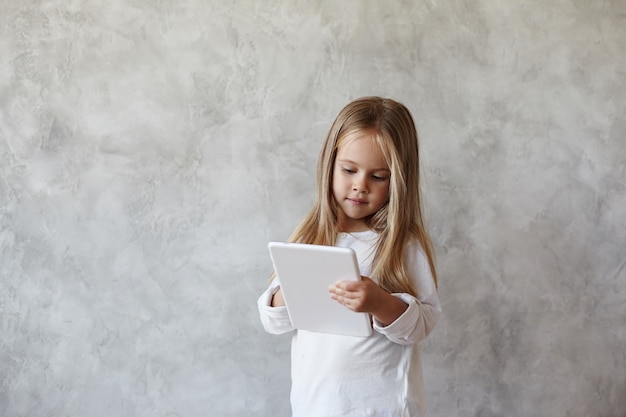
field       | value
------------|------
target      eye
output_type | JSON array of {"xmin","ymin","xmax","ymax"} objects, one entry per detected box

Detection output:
[
  {"xmin": 372, "ymin": 174, "xmax": 388, "ymax": 181},
  {"xmin": 342, "ymin": 167, "xmax": 356, "ymax": 174}
]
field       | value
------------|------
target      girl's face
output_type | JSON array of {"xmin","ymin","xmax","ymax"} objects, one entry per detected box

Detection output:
[{"xmin": 332, "ymin": 131, "xmax": 391, "ymax": 232}]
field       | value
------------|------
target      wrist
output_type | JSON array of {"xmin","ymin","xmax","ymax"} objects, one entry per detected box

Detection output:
[{"xmin": 372, "ymin": 292, "xmax": 408, "ymax": 326}]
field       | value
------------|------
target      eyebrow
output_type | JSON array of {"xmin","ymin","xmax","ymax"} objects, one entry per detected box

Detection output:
[{"xmin": 336, "ymin": 158, "xmax": 390, "ymax": 172}]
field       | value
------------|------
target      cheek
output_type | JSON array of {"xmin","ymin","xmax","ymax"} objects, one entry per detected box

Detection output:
[
  {"xmin": 378, "ymin": 183, "xmax": 391, "ymax": 202},
  {"xmin": 332, "ymin": 172, "xmax": 346, "ymax": 190},
  {"xmin": 377, "ymin": 181, "xmax": 390, "ymax": 193}
]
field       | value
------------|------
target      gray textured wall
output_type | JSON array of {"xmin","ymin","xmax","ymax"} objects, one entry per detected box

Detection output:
[{"xmin": 1, "ymin": 1, "xmax": 624, "ymax": 416}]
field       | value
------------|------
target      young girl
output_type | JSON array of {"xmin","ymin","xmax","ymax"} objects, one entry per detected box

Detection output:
[{"xmin": 258, "ymin": 97, "xmax": 441, "ymax": 417}]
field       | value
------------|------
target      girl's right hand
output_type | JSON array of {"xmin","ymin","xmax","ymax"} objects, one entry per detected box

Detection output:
[{"xmin": 271, "ymin": 288, "xmax": 286, "ymax": 307}]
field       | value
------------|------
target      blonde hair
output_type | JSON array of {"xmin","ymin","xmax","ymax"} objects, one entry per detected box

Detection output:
[{"xmin": 287, "ymin": 96, "xmax": 437, "ymax": 295}]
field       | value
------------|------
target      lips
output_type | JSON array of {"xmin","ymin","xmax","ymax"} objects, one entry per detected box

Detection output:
[{"xmin": 347, "ymin": 198, "xmax": 367, "ymax": 206}]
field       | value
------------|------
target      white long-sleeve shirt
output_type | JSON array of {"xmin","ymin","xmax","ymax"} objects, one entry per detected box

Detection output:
[{"xmin": 258, "ymin": 231, "xmax": 441, "ymax": 417}]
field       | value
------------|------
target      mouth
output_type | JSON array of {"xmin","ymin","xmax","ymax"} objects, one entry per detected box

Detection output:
[{"xmin": 347, "ymin": 198, "xmax": 367, "ymax": 206}]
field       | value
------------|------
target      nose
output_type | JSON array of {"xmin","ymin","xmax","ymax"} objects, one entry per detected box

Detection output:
[{"xmin": 352, "ymin": 175, "xmax": 369, "ymax": 193}]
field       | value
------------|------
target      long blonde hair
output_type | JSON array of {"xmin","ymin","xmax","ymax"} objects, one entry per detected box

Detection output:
[{"xmin": 287, "ymin": 96, "xmax": 437, "ymax": 295}]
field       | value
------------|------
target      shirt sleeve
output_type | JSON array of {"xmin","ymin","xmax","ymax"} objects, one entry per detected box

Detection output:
[
  {"xmin": 372, "ymin": 242, "xmax": 441, "ymax": 345},
  {"xmin": 257, "ymin": 278, "xmax": 296, "ymax": 335}
]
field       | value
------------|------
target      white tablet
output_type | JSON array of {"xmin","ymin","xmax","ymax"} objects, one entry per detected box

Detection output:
[{"xmin": 268, "ymin": 241, "xmax": 372, "ymax": 337}]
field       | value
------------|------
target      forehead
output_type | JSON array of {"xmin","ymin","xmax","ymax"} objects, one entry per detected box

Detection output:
[{"xmin": 336, "ymin": 130, "xmax": 388, "ymax": 168}]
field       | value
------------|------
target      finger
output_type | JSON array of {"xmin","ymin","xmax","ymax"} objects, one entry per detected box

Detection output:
[
  {"xmin": 334, "ymin": 294, "xmax": 359, "ymax": 311},
  {"xmin": 335, "ymin": 280, "xmax": 362, "ymax": 292},
  {"xmin": 331, "ymin": 293, "xmax": 347, "ymax": 308},
  {"xmin": 329, "ymin": 286, "xmax": 346, "ymax": 301},
  {"xmin": 336, "ymin": 285, "xmax": 360, "ymax": 300},
  {"xmin": 329, "ymin": 284, "xmax": 347, "ymax": 296},
  {"xmin": 332, "ymin": 280, "xmax": 346, "ymax": 290},
  {"xmin": 329, "ymin": 288, "xmax": 354, "ymax": 307}
]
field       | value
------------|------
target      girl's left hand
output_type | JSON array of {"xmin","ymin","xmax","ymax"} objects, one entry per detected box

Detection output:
[
  {"xmin": 329, "ymin": 277, "xmax": 387, "ymax": 314},
  {"xmin": 329, "ymin": 277, "xmax": 408, "ymax": 326}
]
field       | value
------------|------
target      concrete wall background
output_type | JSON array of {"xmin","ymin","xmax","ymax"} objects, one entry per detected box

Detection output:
[{"xmin": 1, "ymin": 1, "xmax": 624, "ymax": 416}]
